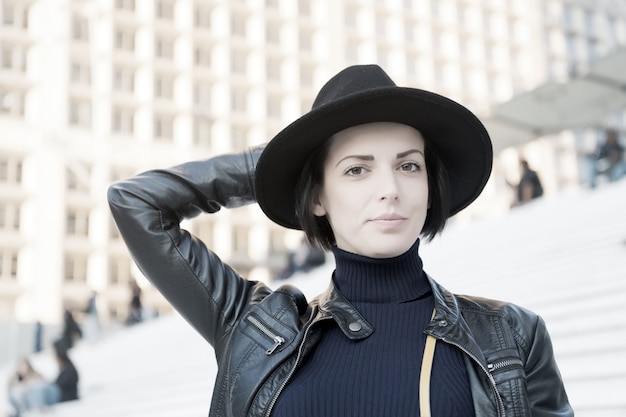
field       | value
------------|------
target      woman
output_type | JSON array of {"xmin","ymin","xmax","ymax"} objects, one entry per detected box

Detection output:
[
  {"xmin": 6, "ymin": 345, "xmax": 78, "ymax": 416},
  {"xmin": 108, "ymin": 65, "xmax": 573, "ymax": 416},
  {"xmin": 52, "ymin": 342, "xmax": 79, "ymax": 403},
  {"xmin": 7, "ymin": 357, "xmax": 46, "ymax": 416}
]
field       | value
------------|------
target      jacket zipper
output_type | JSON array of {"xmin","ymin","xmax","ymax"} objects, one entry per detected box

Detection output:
[
  {"xmin": 488, "ymin": 358, "xmax": 524, "ymax": 373},
  {"xmin": 246, "ymin": 314, "xmax": 285, "ymax": 355},
  {"xmin": 438, "ymin": 335, "xmax": 507, "ymax": 417},
  {"xmin": 264, "ymin": 316, "xmax": 332, "ymax": 417}
]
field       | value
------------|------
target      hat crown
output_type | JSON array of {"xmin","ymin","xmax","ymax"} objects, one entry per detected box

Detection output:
[{"xmin": 312, "ymin": 65, "xmax": 397, "ymax": 110}]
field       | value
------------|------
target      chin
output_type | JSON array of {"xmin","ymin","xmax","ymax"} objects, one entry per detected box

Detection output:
[{"xmin": 362, "ymin": 242, "xmax": 414, "ymax": 259}]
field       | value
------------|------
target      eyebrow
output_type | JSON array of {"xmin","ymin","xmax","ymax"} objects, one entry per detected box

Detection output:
[
  {"xmin": 335, "ymin": 154, "xmax": 373, "ymax": 167},
  {"xmin": 397, "ymin": 149, "xmax": 424, "ymax": 158},
  {"xmin": 334, "ymin": 149, "xmax": 424, "ymax": 167}
]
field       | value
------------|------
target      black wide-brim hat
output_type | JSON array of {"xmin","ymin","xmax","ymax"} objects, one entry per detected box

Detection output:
[{"xmin": 255, "ymin": 64, "xmax": 493, "ymax": 230}]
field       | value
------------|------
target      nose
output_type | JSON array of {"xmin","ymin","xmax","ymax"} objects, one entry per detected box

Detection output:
[{"xmin": 377, "ymin": 169, "xmax": 399, "ymax": 201}]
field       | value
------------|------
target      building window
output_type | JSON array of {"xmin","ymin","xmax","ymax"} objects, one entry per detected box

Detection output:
[
  {"xmin": 0, "ymin": 43, "xmax": 25, "ymax": 72},
  {"xmin": 346, "ymin": 40, "xmax": 359, "ymax": 62},
  {"xmin": 155, "ymin": 35, "xmax": 175, "ymax": 60},
  {"xmin": 406, "ymin": 56, "xmax": 417, "ymax": 76},
  {"xmin": 376, "ymin": 47, "xmax": 389, "ymax": 68},
  {"xmin": 231, "ymin": 49, "xmax": 247, "ymax": 75},
  {"xmin": 267, "ymin": 57, "xmax": 281, "ymax": 81},
  {"xmin": 66, "ymin": 164, "xmax": 91, "ymax": 192},
  {"xmin": 269, "ymin": 229, "xmax": 287, "ymax": 253},
  {"xmin": 193, "ymin": 117, "xmax": 212, "ymax": 148},
  {"xmin": 0, "ymin": 88, "xmax": 25, "ymax": 116},
  {"xmin": 65, "ymin": 253, "xmax": 88, "ymax": 283},
  {"xmin": 154, "ymin": 73, "xmax": 174, "ymax": 99},
  {"xmin": 2, "ymin": 3, "xmax": 15, "ymax": 26},
  {"xmin": 113, "ymin": 66, "xmax": 135, "ymax": 92},
  {"xmin": 266, "ymin": 23, "xmax": 280, "ymax": 45},
  {"xmin": 0, "ymin": 45, "xmax": 13, "ymax": 70},
  {"xmin": 300, "ymin": 63, "xmax": 314, "ymax": 87},
  {"xmin": 115, "ymin": 0, "xmax": 135, "ymax": 11},
  {"xmin": 375, "ymin": 15, "xmax": 386, "ymax": 36},
  {"xmin": 70, "ymin": 60, "xmax": 91, "ymax": 86},
  {"xmin": 154, "ymin": 114, "xmax": 174, "ymax": 140},
  {"xmin": 0, "ymin": 202, "xmax": 20, "ymax": 231},
  {"xmin": 109, "ymin": 220, "xmax": 121, "ymax": 239},
  {"xmin": 299, "ymin": 29, "xmax": 313, "ymax": 52},
  {"xmin": 231, "ymin": 13, "xmax": 246, "ymax": 38},
  {"xmin": 230, "ymin": 125, "xmax": 248, "ymax": 150},
  {"xmin": 192, "ymin": 219, "xmax": 214, "ymax": 247},
  {"xmin": 298, "ymin": 0, "xmax": 311, "ymax": 16},
  {"xmin": 112, "ymin": 107, "xmax": 135, "ymax": 135},
  {"xmin": 232, "ymin": 225, "xmax": 249, "ymax": 255},
  {"xmin": 114, "ymin": 27, "xmax": 135, "ymax": 52},
  {"xmin": 69, "ymin": 98, "xmax": 92, "ymax": 128},
  {"xmin": 0, "ymin": 157, "xmax": 23, "ymax": 183},
  {"xmin": 345, "ymin": 7, "xmax": 358, "ymax": 28},
  {"xmin": 110, "ymin": 166, "xmax": 136, "ymax": 182},
  {"xmin": 66, "ymin": 208, "xmax": 90, "ymax": 236},
  {"xmin": 108, "ymin": 255, "xmax": 132, "ymax": 286},
  {"xmin": 0, "ymin": 250, "xmax": 18, "ymax": 280},
  {"xmin": 230, "ymin": 87, "xmax": 247, "ymax": 113},
  {"xmin": 267, "ymin": 94, "xmax": 281, "ymax": 119},
  {"xmin": 194, "ymin": 5, "xmax": 212, "ymax": 28},
  {"xmin": 194, "ymin": 45, "xmax": 211, "ymax": 67},
  {"xmin": 2, "ymin": 3, "xmax": 29, "ymax": 29},
  {"xmin": 193, "ymin": 80, "xmax": 211, "ymax": 107},
  {"xmin": 72, "ymin": 15, "xmax": 89, "ymax": 42},
  {"xmin": 405, "ymin": 22, "xmax": 416, "ymax": 43},
  {"xmin": 300, "ymin": 97, "xmax": 312, "ymax": 114},
  {"xmin": 155, "ymin": 0, "xmax": 174, "ymax": 20}
]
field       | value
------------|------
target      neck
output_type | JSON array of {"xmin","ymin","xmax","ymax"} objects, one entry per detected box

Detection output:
[{"xmin": 330, "ymin": 239, "xmax": 430, "ymax": 303}]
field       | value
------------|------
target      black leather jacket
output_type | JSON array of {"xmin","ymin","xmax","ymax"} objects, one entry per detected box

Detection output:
[{"xmin": 108, "ymin": 147, "xmax": 573, "ymax": 417}]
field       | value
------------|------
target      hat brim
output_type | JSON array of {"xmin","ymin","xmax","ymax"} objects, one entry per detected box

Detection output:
[{"xmin": 255, "ymin": 86, "xmax": 493, "ymax": 230}]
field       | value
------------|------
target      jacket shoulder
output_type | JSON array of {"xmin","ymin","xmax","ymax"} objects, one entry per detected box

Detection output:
[
  {"xmin": 454, "ymin": 293, "xmax": 542, "ymax": 355},
  {"xmin": 455, "ymin": 294, "xmax": 537, "ymax": 319}
]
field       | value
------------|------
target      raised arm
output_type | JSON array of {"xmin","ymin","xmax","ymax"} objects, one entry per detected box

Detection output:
[{"xmin": 107, "ymin": 146, "xmax": 268, "ymax": 347}]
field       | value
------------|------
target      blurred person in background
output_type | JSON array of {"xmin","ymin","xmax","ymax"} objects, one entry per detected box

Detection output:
[
  {"xmin": 588, "ymin": 128, "xmax": 625, "ymax": 188},
  {"xmin": 275, "ymin": 237, "xmax": 326, "ymax": 280},
  {"xmin": 50, "ymin": 342, "xmax": 79, "ymax": 404},
  {"xmin": 126, "ymin": 280, "xmax": 143, "ymax": 325},
  {"xmin": 509, "ymin": 159, "xmax": 543, "ymax": 207},
  {"xmin": 82, "ymin": 291, "xmax": 101, "ymax": 341},
  {"xmin": 57, "ymin": 304, "xmax": 82, "ymax": 350},
  {"xmin": 6, "ymin": 357, "xmax": 46, "ymax": 417},
  {"xmin": 108, "ymin": 65, "xmax": 572, "ymax": 416},
  {"xmin": 33, "ymin": 321, "xmax": 43, "ymax": 354},
  {"xmin": 5, "ymin": 344, "xmax": 78, "ymax": 416}
]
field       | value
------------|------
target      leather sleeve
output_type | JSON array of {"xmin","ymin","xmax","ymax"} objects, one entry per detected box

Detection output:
[
  {"xmin": 524, "ymin": 315, "xmax": 574, "ymax": 417},
  {"xmin": 107, "ymin": 146, "xmax": 269, "ymax": 348}
]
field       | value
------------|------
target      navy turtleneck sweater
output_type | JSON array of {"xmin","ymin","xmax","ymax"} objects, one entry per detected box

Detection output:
[{"xmin": 271, "ymin": 240, "xmax": 474, "ymax": 417}]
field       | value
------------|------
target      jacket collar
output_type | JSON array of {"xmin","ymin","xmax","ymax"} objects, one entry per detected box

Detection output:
[
  {"xmin": 314, "ymin": 281, "xmax": 374, "ymax": 340},
  {"xmin": 313, "ymin": 273, "xmax": 482, "ymax": 360},
  {"xmin": 315, "ymin": 273, "xmax": 460, "ymax": 336}
]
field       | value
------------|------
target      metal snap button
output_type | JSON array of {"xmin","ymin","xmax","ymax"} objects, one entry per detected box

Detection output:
[
  {"xmin": 438, "ymin": 320, "xmax": 448, "ymax": 327},
  {"xmin": 348, "ymin": 322, "xmax": 362, "ymax": 332}
]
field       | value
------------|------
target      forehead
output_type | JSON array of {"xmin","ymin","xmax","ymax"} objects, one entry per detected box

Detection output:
[{"xmin": 327, "ymin": 122, "xmax": 425, "ymax": 157}]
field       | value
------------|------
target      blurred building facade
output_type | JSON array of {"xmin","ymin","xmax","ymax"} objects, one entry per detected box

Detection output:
[{"xmin": 0, "ymin": 0, "xmax": 625, "ymax": 333}]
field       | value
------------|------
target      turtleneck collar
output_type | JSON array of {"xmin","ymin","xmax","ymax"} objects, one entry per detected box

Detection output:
[{"xmin": 330, "ymin": 239, "xmax": 430, "ymax": 304}]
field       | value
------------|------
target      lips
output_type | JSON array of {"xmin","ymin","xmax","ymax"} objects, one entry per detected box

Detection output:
[{"xmin": 371, "ymin": 213, "xmax": 406, "ymax": 221}]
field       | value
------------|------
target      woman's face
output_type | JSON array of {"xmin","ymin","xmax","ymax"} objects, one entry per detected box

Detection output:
[{"xmin": 313, "ymin": 122, "xmax": 429, "ymax": 258}]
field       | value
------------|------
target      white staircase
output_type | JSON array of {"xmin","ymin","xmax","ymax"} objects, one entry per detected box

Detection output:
[{"xmin": 2, "ymin": 179, "xmax": 625, "ymax": 417}]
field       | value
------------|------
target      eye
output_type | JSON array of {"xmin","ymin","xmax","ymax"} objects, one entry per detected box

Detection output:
[
  {"xmin": 399, "ymin": 162, "xmax": 422, "ymax": 172},
  {"xmin": 345, "ymin": 165, "xmax": 367, "ymax": 176}
]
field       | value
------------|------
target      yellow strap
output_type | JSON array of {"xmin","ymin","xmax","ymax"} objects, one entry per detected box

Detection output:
[{"xmin": 419, "ymin": 310, "xmax": 437, "ymax": 417}]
